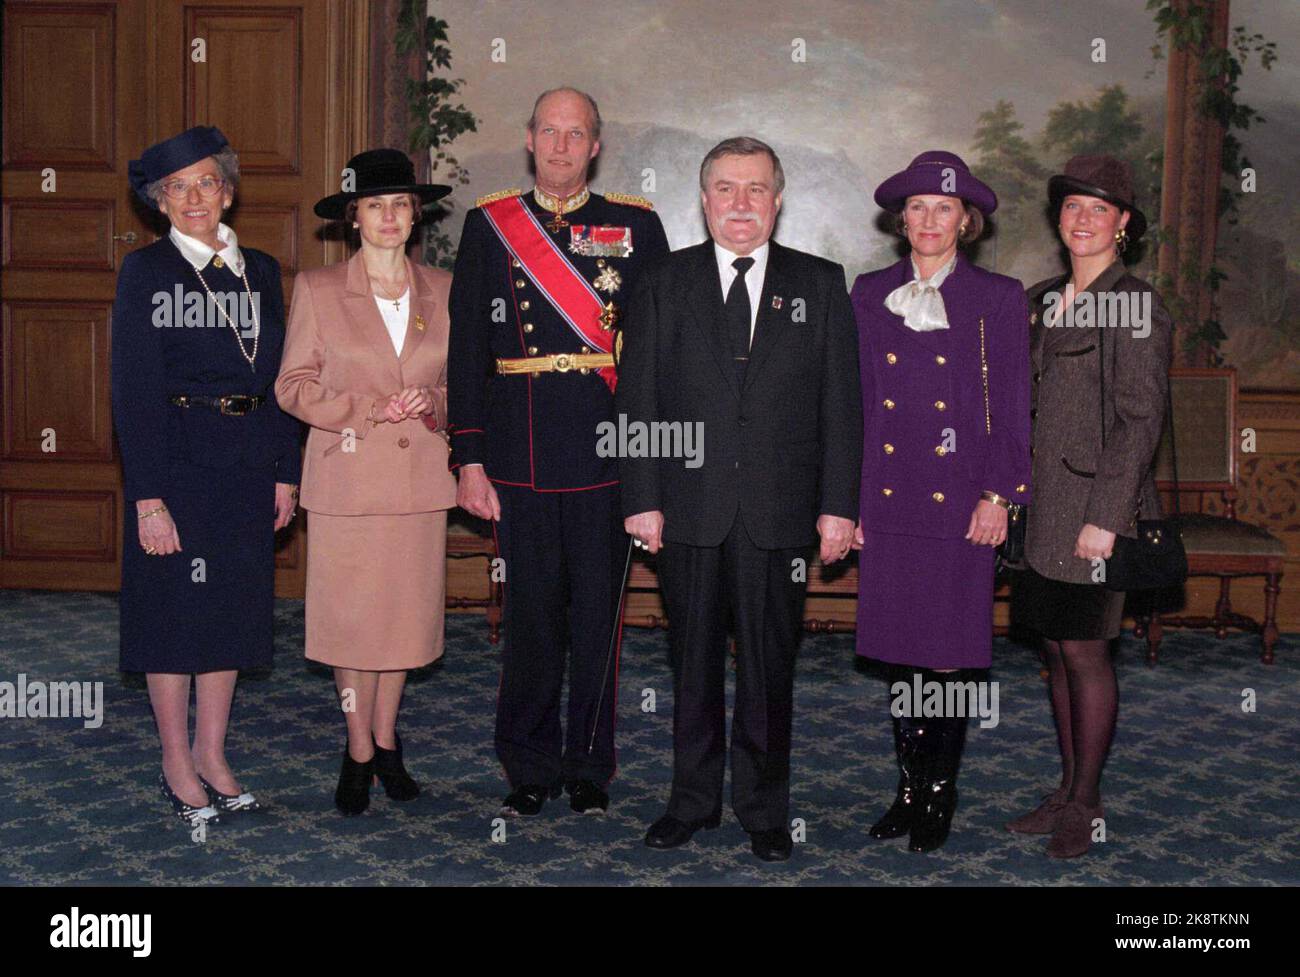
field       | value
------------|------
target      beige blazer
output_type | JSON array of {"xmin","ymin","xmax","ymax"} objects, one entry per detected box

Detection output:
[{"xmin": 275, "ymin": 251, "xmax": 457, "ymax": 515}]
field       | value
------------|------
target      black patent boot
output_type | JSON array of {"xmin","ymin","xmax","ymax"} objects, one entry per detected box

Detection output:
[
  {"xmin": 869, "ymin": 714, "xmax": 924, "ymax": 839},
  {"xmin": 908, "ymin": 714, "xmax": 967, "ymax": 853},
  {"xmin": 372, "ymin": 734, "xmax": 419, "ymax": 801}
]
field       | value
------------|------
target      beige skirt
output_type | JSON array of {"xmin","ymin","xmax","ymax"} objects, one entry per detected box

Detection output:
[{"xmin": 304, "ymin": 509, "xmax": 447, "ymax": 670}]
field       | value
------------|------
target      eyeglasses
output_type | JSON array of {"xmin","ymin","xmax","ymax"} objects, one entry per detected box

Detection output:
[{"xmin": 159, "ymin": 176, "xmax": 227, "ymax": 199}]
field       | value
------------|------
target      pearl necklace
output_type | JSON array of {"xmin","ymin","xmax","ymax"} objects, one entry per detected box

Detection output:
[{"xmin": 192, "ymin": 260, "xmax": 260, "ymax": 370}]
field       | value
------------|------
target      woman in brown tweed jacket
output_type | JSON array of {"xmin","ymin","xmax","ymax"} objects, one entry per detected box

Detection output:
[{"xmin": 1008, "ymin": 155, "xmax": 1173, "ymax": 858}]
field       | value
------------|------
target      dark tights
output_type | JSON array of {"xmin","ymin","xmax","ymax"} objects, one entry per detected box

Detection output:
[{"xmin": 1041, "ymin": 638, "xmax": 1116, "ymax": 808}]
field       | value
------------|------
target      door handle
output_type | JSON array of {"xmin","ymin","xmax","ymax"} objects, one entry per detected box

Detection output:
[{"xmin": 113, "ymin": 232, "xmax": 138, "ymax": 244}]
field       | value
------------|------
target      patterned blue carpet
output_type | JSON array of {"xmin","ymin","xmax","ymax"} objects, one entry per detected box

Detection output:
[{"xmin": 0, "ymin": 588, "xmax": 1295, "ymax": 886}]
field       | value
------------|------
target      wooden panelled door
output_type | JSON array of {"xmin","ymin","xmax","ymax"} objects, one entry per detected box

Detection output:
[{"xmin": 2, "ymin": 0, "xmax": 368, "ymax": 597}]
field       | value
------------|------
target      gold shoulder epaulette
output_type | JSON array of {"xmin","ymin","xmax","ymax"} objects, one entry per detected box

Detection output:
[
  {"xmin": 604, "ymin": 192, "xmax": 654, "ymax": 210},
  {"xmin": 475, "ymin": 188, "xmax": 522, "ymax": 208}
]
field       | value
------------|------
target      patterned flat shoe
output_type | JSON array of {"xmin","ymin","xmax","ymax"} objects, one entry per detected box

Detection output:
[
  {"xmin": 159, "ymin": 773, "xmax": 221, "ymax": 827},
  {"xmin": 198, "ymin": 775, "xmax": 263, "ymax": 813}
]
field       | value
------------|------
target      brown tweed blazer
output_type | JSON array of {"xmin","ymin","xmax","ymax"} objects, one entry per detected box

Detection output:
[{"xmin": 1023, "ymin": 259, "xmax": 1173, "ymax": 584}]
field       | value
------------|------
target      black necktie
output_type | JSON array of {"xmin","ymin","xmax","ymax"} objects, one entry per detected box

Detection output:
[{"xmin": 726, "ymin": 256, "xmax": 755, "ymax": 385}]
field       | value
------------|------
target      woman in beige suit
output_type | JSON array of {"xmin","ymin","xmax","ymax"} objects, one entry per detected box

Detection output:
[{"xmin": 276, "ymin": 150, "xmax": 456, "ymax": 815}]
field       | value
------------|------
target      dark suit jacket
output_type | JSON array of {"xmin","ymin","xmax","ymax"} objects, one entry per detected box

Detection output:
[
  {"xmin": 616, "ymin": 240, "xmax": 862, "ymax": 549},
  {"xmin": 1024, "ymin": 259, "xmax": 1173, "ymax": 584},
  {"xmin": 111, "ymin": 237, "xmax": 302, "ymax": 502}
]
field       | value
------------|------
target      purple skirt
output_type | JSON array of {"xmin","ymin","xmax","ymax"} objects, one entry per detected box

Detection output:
[{"xmin": 854, "ymin": 528, "xmax": 996, "ymax": 669}]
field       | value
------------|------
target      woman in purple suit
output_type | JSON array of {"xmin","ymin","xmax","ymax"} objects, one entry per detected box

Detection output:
[{"xmin": 850, "ymin": 151, "xmax": 1031, "ymax": 852}]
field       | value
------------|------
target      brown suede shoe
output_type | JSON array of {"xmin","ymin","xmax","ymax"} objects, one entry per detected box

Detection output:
[
  {"xmin": 1046, "ymin": 800, "xmax": 1104, "ymax": 858},
  {"xmin": 1005, "ymin": 787, "xmax": 1068, "ymax": 834}
]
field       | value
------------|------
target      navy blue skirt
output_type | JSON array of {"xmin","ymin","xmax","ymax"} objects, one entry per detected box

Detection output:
[{"xmin": 119, "ymin": 460, "xmax": 278, "ymax": 673}]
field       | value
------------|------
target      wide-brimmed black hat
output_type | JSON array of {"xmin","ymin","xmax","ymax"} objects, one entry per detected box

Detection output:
[
  {"xmin": 1048, "ymin": 154, "xmax": 1147, "ymax": 242},
  {"xmin": 313, "ymin": 148, "xmax": 451, "ymax": 219}
]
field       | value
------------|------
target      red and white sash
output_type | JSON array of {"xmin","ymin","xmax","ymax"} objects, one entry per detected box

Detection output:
[{"xmin": 481, "ymin": 195, "xmax": 618, "ymax": 392}]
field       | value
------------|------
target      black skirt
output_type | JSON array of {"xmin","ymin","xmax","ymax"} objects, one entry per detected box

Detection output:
[{"xmin": 1009, "ymin": 563, "xmax": 1125, "ymax": 641}]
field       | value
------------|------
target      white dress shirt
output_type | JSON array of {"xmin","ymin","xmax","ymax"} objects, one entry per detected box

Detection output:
[
  {"xmin": 170, "ymin": 222, "xmax": 245, "ymax": 276},
  {"xmin": 374, "ymin": 288, "xmax": 410, "ymax": 357},
  {"xmin": 714, "ymin": 241, "xmax": 769, "ymax": 345}
]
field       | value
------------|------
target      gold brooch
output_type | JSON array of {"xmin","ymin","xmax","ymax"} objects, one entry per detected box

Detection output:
[{"xmin": 414, "ymin": 313, "xmax": 426, "ymax": 332}]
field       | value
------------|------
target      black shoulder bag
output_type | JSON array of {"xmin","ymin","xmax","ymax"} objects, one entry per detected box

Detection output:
[{"xmin": 1098, "ymin": 321, "xmax": 1188, "ymax": 591}]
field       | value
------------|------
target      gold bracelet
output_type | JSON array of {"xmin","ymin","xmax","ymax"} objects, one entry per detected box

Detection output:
[
  {"xmin": 139, "ymin": 505, "xmax": 168, "ymax": 520},
  {"xmin": 980, "ymin": 491, "xmax": 1011, "ymax": 510}
]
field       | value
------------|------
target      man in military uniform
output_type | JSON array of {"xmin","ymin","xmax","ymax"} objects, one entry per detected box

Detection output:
[{"xmin": 448, "ymin": 87, "xmax": 669, "ymax": 816}]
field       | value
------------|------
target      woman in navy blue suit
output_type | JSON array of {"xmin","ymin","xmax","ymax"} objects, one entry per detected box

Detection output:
[{"xmin": 112, "ymin": 127, "xmax": 302, "ymax": 826}]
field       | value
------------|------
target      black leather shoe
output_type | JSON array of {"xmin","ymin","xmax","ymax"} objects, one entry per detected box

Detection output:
[
  {"xmin": 566, "ymin": 779, "xmax": 609, "ymax": 814},
  {"xmin": 198, "ymin": 774, "xmax": 263, "ymax": 813},
  {"xmin": 372, "ymin": 734, "xmax": 419, "ymax": 801},
  {"xmin": 501, "ymin": 784, "xmax": 561, "ymax": 817},
  {"xmin": 335, "ymin": 751, "xmax": 373, "ymax": 816},
  {"xmin": 643, "ymin": 812, "xmax": 721, "ymax": 849},
  {"xmin": 749, "ymin": 827, "xmax": 793, "ymax": 862}
]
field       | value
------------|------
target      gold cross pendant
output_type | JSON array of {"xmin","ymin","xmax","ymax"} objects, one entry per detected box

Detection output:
[{"xmin": 545, "ymin": 212, "xmax": 569, "ymax": 233}]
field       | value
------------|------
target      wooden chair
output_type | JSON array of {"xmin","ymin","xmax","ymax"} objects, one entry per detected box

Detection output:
[
  {"xmin": 1133, "ymin": 368, "xmax": 1284, "ymax": 665},
  {"xmin": 445, "ymin": 517, "xmax": 502, "ymax": 643}
]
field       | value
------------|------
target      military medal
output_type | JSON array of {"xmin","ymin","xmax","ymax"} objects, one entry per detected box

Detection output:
[
  {"xmin": 569, "ymin": 224, "xmax": 633, "ymax": 258},
  {"xmin": 534, "ymin": 186, "xmax": 589, "ymax": 234},
  {"xmin": 593, "ymin": 264, "xmax": 622, "ymax": 295},
  {"xmin": 771, "ymin": 296, "xmax": 783, "ymax": 310},
  {"xmin": 599, "ymin": 302, "xmax": 619, "ymax": 331}
]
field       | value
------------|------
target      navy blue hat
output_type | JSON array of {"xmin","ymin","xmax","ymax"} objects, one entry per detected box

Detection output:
[{"xmin": 128, "ymin": 126, "xmax": 231, "ymax": 210}]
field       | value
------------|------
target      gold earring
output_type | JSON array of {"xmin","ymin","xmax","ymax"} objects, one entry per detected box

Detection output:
[{"xmin": 1114, "ymin": 228, "xmax": 1128, "ymax": 254}]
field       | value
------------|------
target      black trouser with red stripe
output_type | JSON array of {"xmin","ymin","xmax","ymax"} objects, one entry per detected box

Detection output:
[{"xmin": 494, "ymin": 482, "xmax": 627, "ymax": 790}]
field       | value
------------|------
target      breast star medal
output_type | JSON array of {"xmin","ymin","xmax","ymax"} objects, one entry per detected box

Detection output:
[
  {"xmin": 599, "ymin": 302, "xmax": 619, "ymax": 331},
  {"xmin": 593, "ymin": 265, "xmax": 622, "ymax": 295}
]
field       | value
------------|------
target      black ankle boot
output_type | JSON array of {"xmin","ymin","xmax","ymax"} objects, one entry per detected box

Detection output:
[
  {"xmin": 870, "ymin": 714, "xmax": 924, "ymax": 839},
  {"xmin": 335, "ymin": 750, "xmax": 373, "ymax": 816},
  {"xmin": 908, "ymin": 713, "xmax": 967, "ymax": 853},
  {"xmin": 372, "ymin": 734, "xmax": 419, "ymax": 801}
]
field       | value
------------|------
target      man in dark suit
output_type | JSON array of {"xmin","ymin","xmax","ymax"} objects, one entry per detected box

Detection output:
[
  {"xmin": 616, "ymin": 136, "xmax": 862, "ymax": 861},
  {"xmin": 447, "ymin": 88, "xmax": 669, "ymax": 817}
]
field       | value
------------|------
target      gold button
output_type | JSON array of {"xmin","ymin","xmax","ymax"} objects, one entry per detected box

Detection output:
[
  {"xmin": 932, "ymin": 492, "xmax": 944, "ymax": 502},
  {"xmin": 397, "ymin": 437, "xmax": 410, "ymax": 448},
  {"xmin": 935, "ymin": 355, "xmax": 946, "ymax": 365},
  {"xmin": 935, "ymin": 446, "xmax": 947, "ymax": 456},
  {"xmin": 580, "ymin": 367, "xmax": 590, "ymax": 374},
  {"xmin": 596, "ymin": 258, "xmax": 606, "ymax": 267},
  {"xmin": 883, "ymin": 443, "xmax": 894, "ymax": 454},
  {"xmin": 883, "ymin": 399, "xmax": 895, "ymax": 409},
  {"xmin": 511, "ymin": 258, "xmax": 521, "ymax": 268},
  {"xmin": 520, "ymin": 300, "xmax": 531, "ymax": 311},
  {"xmin": 515, "ymin": 278, "xmax": 526, "ymax": 288},
  {"xmin": 1016, "ymin": 483, "xmax": 1027, "ymax": 493},
  {"xmin": 212, "ymin": 255, "xmax": 224, "ymax": 269},
  {"xmin": 882, "ymin": 488, "xmax": 893, "ymax": 496},
  {"xmin": 934, "ymin": 400, "xmax": 946, "ymax": 411},
  {"xmin": 523, "ymin": 323, "xmax": 534, "ymax": 333},
  {"xmin": 581, "ymin": 345, "xmax": 590, "ymax": 354},
  {"xmin": 886, "ymin": 353, "xmax": 897, "ymax": 364},
  {"xmin": 527, "ymin": 346, "xmax": 538, "ymax": 356}
]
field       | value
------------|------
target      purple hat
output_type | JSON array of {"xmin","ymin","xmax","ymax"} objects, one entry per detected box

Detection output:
[
  {"xmin": 873, "ymin": 150, "xmax": 997, "ymax": 217},
  {"xmin": 129, "ymin": 126, "xmax": 231, "ymax": 210}
]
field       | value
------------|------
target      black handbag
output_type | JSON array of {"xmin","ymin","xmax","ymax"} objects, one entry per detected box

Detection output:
[{"xmin": 1098, "ymin": 322, "xmax": 1188, "ymax": 591}]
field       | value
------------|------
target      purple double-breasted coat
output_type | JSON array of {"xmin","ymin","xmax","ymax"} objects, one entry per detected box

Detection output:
[{"xmin": 850, "ymin": 254, "xmax": 1032, "ymax": 668}]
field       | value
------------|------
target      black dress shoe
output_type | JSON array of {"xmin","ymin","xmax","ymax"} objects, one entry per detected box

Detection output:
[
  {"xmin": 335, "ymin": 751, "xmax": 373, "ymax": 817},
  {"xmin": 566, "ymin": 779, "xmax": 609, "ymax": 814},
  {"xmin": 372, "ymin": 734, "xmax": 419, "ymax": 801},
  {"xmin": 643, "ymin": 812, "xmax": 721, "ymax": 849},
  {"xmin": 749, "ymin": 827, "xmax": 793, "ymax": 862},
  {"xmin": 501, "ymin": 784, "xmax": 561, "ymax": 817}
]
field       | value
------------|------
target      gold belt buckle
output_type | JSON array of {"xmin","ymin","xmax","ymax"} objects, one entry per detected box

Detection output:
[
  {"xmin": 219, "ymin": 395, "xmax": 252, "ymax": 416},
  {"xmin": 552, "ymin": 353, "xmax": 574, "ymax": 373}
]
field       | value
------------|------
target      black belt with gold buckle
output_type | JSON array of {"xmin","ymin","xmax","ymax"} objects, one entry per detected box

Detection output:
[{"xmin": 168, "ymin": 394, "xmax": 264, "ymax": 416}]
